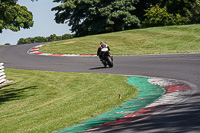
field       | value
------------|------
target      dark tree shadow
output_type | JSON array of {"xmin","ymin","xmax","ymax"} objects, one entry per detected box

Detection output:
[
  {"xmin": 0, "ymin": 84, "xmax": 38, "ymax": 105},
  {"xmin": 90, "ymin": 93, "xmax": 200, "ymax": 133}
]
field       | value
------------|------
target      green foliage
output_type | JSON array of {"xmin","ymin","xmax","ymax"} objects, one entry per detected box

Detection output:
[
  {"xmin": 142, "ymin": 0, "xmax": 200, "ymax": 27},
  {"xmin": 134, "ymin": 0, "xmax": 199, "ymax": 27},
  {"xmin": 62, "ymin": 33, "xmax": 74, "ymax": 40},
  {"xmin": 0, "ymin": 0, "xmax": 34, "ymax": 33},
  {"xmin": 143, "ymin": 5, "xmax": 173, "ymax": 27},
  {"xmin": 161, "ymin": 0, "xmax": 196, "ymax": 16},
  {"xmin": 160, "ymin": 0, "xmax": 199, "ymax": 24},
  {"xmin": 52, "ymin": 0, "xmax": 199, "ymax": 36},
  {"xmin": 134, "ymin": 0, "xmax": 161, "ymax": 21},
  {"xmin": 4, "ymin": 43, "xmax": 11, "ymax": 45},
  {"xmin": 143, "ymin": 5, "xmax": 189, "ymax": 27},
  {"xmin": 17, "ymin": 34, "xmax": 74, "ymax": 45},
  {"xmin": 52, "ymin": 0, "xmax": 141, "ymax": 36},
  {"xmin": 49, "ymin": 34, "xmax": 57, "ymax": 41},
  {"xmin": 190, "ymin": 0, "xmax": 200, "ymax": 23}
]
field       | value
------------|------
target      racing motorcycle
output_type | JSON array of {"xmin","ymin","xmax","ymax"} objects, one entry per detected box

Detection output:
[{"xmin": 100, "ymin": 48, "xmax": 113, "ymax": 67}]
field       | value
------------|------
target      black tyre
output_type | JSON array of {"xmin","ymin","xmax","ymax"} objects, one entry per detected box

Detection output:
[
  {"xmin": 102, "ymin": 62, "xmax": 107, "ymax": 67},
  {"xmin": 106, "ymin": 56, "xmax": 113, "ymax": 67}
]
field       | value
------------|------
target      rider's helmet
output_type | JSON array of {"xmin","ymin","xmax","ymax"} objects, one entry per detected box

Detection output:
[{"xmin": 100, "ymin": 41, "xmax": 104, "ymax": 45}]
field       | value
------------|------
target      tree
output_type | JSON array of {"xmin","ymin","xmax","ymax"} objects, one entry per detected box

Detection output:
[
  {"xmin": 62, "ymin": 34, "xmax": 73, "ymax": 40},
  {"xmin": 52, "ymin": 0, "xmax": 140, "ymax": 36},
  {"xmin": 160, "ymin": 0, "xmax": 199, "ymax": 24},
  {"xmin": 17, "ymin": 38, "xmax": 25, "ymax": 44},
  {"xmin": 4, "ymin": 43, "xmax": 11, "ymax": 45},
  {"xmin": 133, "ymin": 0, "xmax": 161, "ymax": 21},
  {"xmin": 24, "ymin": 37, "xmax": 31, "ymax": 44},
  {"xmin": 143, "ymin": 4, "xmax": 190, "ymax": 27},
  {"xmin": 143, "ymin": 5, "xmax": 175, "ymax": 27},
  {"xmin": 49, "ymin": 34, "xmax": 57, "ymax": 41},
  {"xmin": 0, "ymin": 0, "xmax": 34, "ymax": 33},
  {"xmin": 142, "ymin": 0, "xmax": 200, "ymax": 27},
  {"xmin": 160, "ymin": 0, "xmax": 196, "ymax": 15},
  {"xmin": 56, "ymin": 35, "xmax": 62, "ymax": 41},
  {"xmin": 190, "ymin": 0, "xmax": 200, "ymax": 23}
]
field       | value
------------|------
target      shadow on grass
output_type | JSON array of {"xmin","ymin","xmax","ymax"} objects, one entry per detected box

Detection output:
[{"xmin": 0, "ymin": 84, "xmax": 38, "ymax": 105}]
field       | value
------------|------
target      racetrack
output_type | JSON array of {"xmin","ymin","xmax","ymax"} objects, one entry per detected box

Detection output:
[{"xmin": 0, "ymin": 43, "xmax": 200, "ymax": 132}]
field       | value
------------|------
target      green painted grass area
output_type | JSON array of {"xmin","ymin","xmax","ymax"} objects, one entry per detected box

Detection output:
[
  {"xmin": 0, "ymin": 68, "xmax": 139, "ymax": 133},
  {"xmin": 40, "ymin": 24, "xmax": 200, "ymax": 55}
]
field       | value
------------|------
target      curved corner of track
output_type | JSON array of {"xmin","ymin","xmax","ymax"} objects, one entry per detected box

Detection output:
[
  {"xmin": 27, "ymin": 44, "xmax": 97, "ymax": 57},
  {"xmin": 54, "ymin": 76, "xmax": 197, "ymax": 133}
]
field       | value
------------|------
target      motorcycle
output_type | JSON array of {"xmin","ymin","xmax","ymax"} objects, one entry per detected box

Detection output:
[{"xmin": 100, "ymin": 48, "xmax": 113, "ymax": 67}]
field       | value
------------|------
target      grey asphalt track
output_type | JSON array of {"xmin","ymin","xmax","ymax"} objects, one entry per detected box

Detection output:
[{"xmin": 0, "ymin": 43, "xmax": 200, "ymax": 132}]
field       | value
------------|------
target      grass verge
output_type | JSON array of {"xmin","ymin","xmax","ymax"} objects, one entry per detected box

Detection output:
[
  {"xmin": 39, "ymin": 24, "xmax": 200, "ymax": 55},
  {"xmin": 0, "ymin": 68, "xmax": 139, "ymax": 133}
]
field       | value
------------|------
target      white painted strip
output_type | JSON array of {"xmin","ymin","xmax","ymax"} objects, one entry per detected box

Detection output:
[
  {"xmin": 29, "ymin": 51, "xmax": 41, "ymax": 54},
  {"xmin": 0, "ymin": 66, "xmax": 4, "ymax": 70},
  {"xmin": 0, "ymin": 78, "xmax": 6, "ymax": 84},
  {"xmin": 35, "ymin": 44, "xmax": 43, "ymax": 47},
  {"xmin": 147, "ymin": 77, "xmax": 182, "ymax": 87},
  {"xmin": 0, "ymin": 75, "xmax": 6, "ymax": 79},
  {"xmin": 147, "ymin": 77, "xmax": 194, "ymax": 110},
  {"xmin": 0, "ymin": 69, "xmax": 4, "ymax": 73},
  {"xmin": 0, "ymin": 79, "xmax": 6, "ymax": 84},
  {"xmin": 146, "ymin": 92, "xmax": 184, "ymax": 107},
  {"xmin": 148, "ymin": 78, "xmax": 173, "ymax": 87},
  {"xmin": 40, "ymin": 53, "xmax": 52, "ymax": 56},
  {"xmin": 0, "ymin": 62, "xmax": 5, "ymax": 84},
  {"xmin": 0, "ymin": 72, "xmax": 5, "ymax": 76},
  {"xmin": 0, "ymin": 75, "xmax": 6, "ymax": 84},
  {"xmin": 0, "ymin": 63, "xmax": 4, "ymax": 66}
]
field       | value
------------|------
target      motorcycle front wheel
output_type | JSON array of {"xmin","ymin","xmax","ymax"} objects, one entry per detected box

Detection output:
[{"xmin": 106, "ymin": 56, "xmax": 113, "ymax": 67}]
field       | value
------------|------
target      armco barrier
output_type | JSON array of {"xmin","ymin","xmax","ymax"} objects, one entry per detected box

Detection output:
[{"xmin": 0, "ymin": 63, "xmax": 6, "ymax": 84}]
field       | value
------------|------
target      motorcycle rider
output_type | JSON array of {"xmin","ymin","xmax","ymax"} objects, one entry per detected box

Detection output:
[{"xmin": 97, "ymin": 41, "xmax": 110, "ymax": 60}]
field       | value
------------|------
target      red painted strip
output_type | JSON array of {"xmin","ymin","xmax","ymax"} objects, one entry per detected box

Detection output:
[
  {"xmin": 31, "ymin": 47, "xmax": 40, "ymax": 50},
  {"xmin": 164, "ymin": 83, "xmax": 191, "ymax": 94},
  {"xmin": 88, "ymin": 105, "xmax": 167, "ymax": 131},
  {"xmin": 78, "ymin": 54, "xmax": 96, "ymax": 56},
  {"xmin": 33, "ymin": 52, "xmax": 43, "ymax": 55}
]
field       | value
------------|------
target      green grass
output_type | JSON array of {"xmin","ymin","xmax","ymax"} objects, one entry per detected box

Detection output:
[
  {"xmin": 0, "ymin": 68, "xmax": 139, "ymax": 133},
  {"xmin": 39, "ymin": 24, "xmax": 200, "ymax": 55}
]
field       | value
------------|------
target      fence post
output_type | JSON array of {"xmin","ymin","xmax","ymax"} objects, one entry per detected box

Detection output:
[{"xmin": 0, "ymin": 63, "xmax": 6, "ymax": 84}]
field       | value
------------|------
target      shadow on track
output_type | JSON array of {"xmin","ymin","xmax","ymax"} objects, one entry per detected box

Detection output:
[
  {"xmin": 89, "ymin": 67, "xmax": 111, "ymax": 70},
  {"xmin": 91, "ymin": 93, "xmax": 200, "ymax": 133}
]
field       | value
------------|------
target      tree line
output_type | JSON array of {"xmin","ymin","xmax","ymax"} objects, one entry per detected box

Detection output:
[
  {"xmin": 53, "ymin": 0, "xmax": 200, "ymax": 36},
  {"xmin": 17, "ymin": 34, "xmax": 74, "ymax": 45},
  {"xmin": 1, "ymin": 0, "xmax": 200, "ymax": 38}
]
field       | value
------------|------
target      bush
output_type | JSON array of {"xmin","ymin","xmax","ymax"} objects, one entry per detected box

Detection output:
[{"xmin": 4, "ymin": 43, "xmax": 11, "ymax": 45}]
